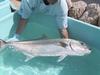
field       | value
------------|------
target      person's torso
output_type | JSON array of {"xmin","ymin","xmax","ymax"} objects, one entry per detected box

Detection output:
[{"xmin": 30, "ymin": 0, "xmax": 68, "ymax": 16}]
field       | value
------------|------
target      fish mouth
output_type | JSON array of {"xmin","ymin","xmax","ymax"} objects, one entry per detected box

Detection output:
[{"xmin": 85, "ymin": 49, "xmax": 91, "ymax": 54}]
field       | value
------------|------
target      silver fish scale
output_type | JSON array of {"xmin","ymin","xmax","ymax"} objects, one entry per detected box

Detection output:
[{"xmin": 31, "ymin": 44, "xmax": 67, "ymax": 55}]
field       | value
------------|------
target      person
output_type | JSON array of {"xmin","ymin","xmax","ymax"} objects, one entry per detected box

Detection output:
[{"xmin": 8, "ymin": 0, "xmax": 73, "ymax": 41}]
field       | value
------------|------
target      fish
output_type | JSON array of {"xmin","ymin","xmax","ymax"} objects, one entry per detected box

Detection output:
[{"xmin": 0, "ymin": 39, "xmax": 91, "ymax": 62}]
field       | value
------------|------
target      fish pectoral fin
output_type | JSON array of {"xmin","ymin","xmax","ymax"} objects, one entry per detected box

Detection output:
[
  {"xmin": 22, "ymin": 52, "xmax": 36, "ymax": 62},
  {"xmin": 25, "ymin": 55, "xmax": 36, "ymax": 62},
  {"xmin": 57, "ymin": 55, "xmax": 68, "ymax": 62}
]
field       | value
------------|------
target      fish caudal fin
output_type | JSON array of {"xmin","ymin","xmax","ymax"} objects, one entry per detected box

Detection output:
[
  {"xmin": 0, "ymin": 39, "xmax": 7, "ymax": 52},
  {"xmin": 0, "ymin": 39, "xmax": 6, "ymax": 47}
]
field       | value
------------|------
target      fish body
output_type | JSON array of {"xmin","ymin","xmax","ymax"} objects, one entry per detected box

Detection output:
[{"xmin": 0, "ymin": 39, "xmax": 91, "ymax": 62}]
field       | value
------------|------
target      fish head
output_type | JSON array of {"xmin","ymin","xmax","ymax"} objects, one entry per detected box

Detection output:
[{"xmin": 63, "ymin": 39, "xmax": 91, "ymax": 56}]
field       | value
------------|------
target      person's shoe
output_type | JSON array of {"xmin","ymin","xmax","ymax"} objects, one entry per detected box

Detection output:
[{"xmin": 7, "ymin": 34, "xmax": 20, "ymax": 42}]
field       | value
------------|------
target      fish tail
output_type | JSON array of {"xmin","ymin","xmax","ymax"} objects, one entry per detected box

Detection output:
[
  {"xmin": 0, "ymin": 39, "xmax": 7, "ymax": 48},
  {"xmin": 0, "ymin": 39, "xmax": 7, "ymax": 53}
]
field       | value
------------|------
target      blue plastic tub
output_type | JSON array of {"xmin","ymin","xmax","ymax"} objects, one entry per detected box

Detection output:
[
  {"xmin": 0, "ymin": 13, "xmax": 13, "ymax": 40},
  {"xmin": 0, "ymin": 0, "xmax": 11, "ymax": 18},
  {"xmin": 0, "ymin": 0, "xmax": 4, "ymax": 2},
  {"xmin": 0, "ymin": 12, "xmax": 100, "ymax": 75}
]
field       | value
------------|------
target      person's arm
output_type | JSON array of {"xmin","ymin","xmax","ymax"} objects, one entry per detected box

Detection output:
[
  {"xmin": 16, "ymin": 0, "xmax": 35, "ymax": 35},
  {"xmin": 58, "ymin": 28, "xmax": 68, "ymax": 38},
  {"xmin": 18, "ymin": 0, "xmax": 33, "ymax": 19},
  {"xmin": 55, "ymin": 0, "xmax": 69, "ymax": 39},
  {"xmin": 66, "ymin": 0, "xmax": 73, "ymax": 9},
  {"xmin": 56, "ymin": 15, "xmax": 69, "ymax": 39},
  {"xmin": 16, "ymin": 18, "xmax": 27, "ymax": 34}
]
